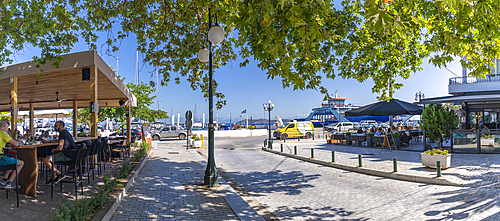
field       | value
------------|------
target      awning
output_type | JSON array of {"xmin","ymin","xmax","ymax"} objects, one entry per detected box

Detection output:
[{"xmin": 416, "ymin": 93, "xmax": 500, "ymax": 104}]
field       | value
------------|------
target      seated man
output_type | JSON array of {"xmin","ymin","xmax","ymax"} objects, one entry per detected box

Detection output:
[
  {"xmin": 0, "ymin": 121, "xmax": 23, "ymax": 189},
  {"xmin": 42, "ymin": 121, "xmax": 75, "ymax": 184}
]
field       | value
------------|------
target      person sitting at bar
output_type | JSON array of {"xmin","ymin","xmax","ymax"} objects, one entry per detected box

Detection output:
[
  {"xmin": 0, "ymin": 121, "xmax": 23, "ymax": 189},
  {"xmin": 471, "ymin": 125, "xmax": 477, "ymax": 130},
  {"xmin": 42, "ymin": 121, "xmax": 75, "ymax": 184},
  {"xmin": 375, "ymin": 127, "xmax": 382, "ymax": 136},
  {"xmin": 40, "ymin": 131, "xmax": 52, "ymax": 142}
]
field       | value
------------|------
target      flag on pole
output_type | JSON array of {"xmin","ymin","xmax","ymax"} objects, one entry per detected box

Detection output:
[{"xmin": 240, "ymin": 109, "xmax": 246, "ymax": 117}]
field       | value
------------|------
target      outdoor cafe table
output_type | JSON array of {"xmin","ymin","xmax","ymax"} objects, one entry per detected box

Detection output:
[{"xmin": 17, "ymin": 137, "xmax": 95, "ymax": 197}]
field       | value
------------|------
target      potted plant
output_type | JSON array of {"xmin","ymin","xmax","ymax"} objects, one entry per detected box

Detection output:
[
  {"xmin": 345, "ymin": 132, "xmax": 352, "ymax": 145},
  {"xmin": 366, "ymin": 132, "xmax": 374, "ymax": 147},
  {"xmin": 191, "ymin": 134, "xmax": 202, "ymax": 148},
  {"xmin": 421, "ymin": 149, "xmax": 451, "ymax": 169},
  {"xmin": 421, "ymin": 103, "xmax": 456, "ymax": 149},
  {"xmin": 393, "ymin": 131, "xmax": 401, "ymax": 149},
  {"xmin": 481, "ymin": 134, "xmax": 495, "ymax": 146}
]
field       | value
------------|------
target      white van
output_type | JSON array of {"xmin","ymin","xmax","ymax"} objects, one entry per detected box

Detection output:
[{"xmin": 327, "ymin": 122, "xmax": 354, "ymax": 132}]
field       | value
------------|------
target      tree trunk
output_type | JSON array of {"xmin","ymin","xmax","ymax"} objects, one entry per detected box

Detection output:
[{"xmin": 439, "ymin": 135, "xmax": 443, "ymax": 148}]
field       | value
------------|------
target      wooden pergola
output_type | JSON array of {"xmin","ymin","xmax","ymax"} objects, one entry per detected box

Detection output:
[{"xmin": 0, "ymin": 50, "xmax": 137, "ymax": 141}]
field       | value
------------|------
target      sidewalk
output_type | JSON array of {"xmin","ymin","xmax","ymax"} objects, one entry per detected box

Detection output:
[
  {"xmin": 265, "ymin": 139, "xmax": 500, "ymax": 188},
  {"xmin": 111, "ymin": 144, "xmax": 262, "ymax": 221}
]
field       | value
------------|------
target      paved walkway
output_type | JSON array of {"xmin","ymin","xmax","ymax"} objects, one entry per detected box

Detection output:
[
  {"xmin": 111, "ymin": 145, "xmax": 239, "ymax": 221},
  {"xmin": 268, "ymin": 139, "xmax": 500, "ymax": 187}
]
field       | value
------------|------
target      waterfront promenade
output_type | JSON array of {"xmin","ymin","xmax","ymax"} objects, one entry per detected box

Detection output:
[
  {"xmin": 108, "ymin": 136, "xmax": 500, "ymax": 220},
  {"xmin": 265, "ymin": 138, "xmax": 500, "ymax": 188}
]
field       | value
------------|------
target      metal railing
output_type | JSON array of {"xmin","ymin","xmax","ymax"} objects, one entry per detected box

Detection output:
[
  {"xmin": 449, "ymin": 76, "xmax": 500, "ymax": 85},
  {"xmin": 451, "ymin": 129, "xmax": 500, "ymax": 153}
]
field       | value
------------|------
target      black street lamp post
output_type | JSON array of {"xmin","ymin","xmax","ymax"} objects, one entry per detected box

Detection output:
[
  {"xmin": 263, "ymin": 100, "xmax": 274, "ymax": 147},
  {"xmin": 198, "ymin": 8, "xmax": 224, "ymax": 187}
]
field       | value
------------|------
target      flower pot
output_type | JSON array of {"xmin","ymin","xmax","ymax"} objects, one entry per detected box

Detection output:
[
  {"xmin": 481, "ymin": 138, "xmax": 494, "ymax": 146},
  {"xmin": 345, "ymin": 134, "xmax": 351, "ymax": 145},
  {"xmin": 394, "ymin": 137, "xmax": 401, "ymax": 149},
  {"xmin": 367, "ymin": 136, "xmax": 373, "ymax": 147},
  {"xmin": 191, "ymin": 140, "xmax": 202, "ymax": 148},
  {"xmin": 421, "ymin": 153, "xmax": 451, "ymax": 169}
]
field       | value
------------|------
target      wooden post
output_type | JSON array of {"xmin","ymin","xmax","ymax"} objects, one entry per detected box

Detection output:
[
  {"xmin": 11, "ymin": 77, "xmax": 17, "ymax": 139},
  {"xmin": 73, "ymin": 100, "xmax": 78, "ymax": 137},
  {"xmin": 90, "ymin": 65, "xmax": 98, "ymax": 137},
  {"xmin": 29, "ymin": 102, "xmax": 34, "ymax": 137},
  {"xmin": 126, "ymin": 105, "xmax": 131, "ymax": 153}
]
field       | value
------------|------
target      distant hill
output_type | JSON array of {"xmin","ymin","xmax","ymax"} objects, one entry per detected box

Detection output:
[{"xmin": 234, "ymin": 118, "xmax": 293, "ymax": 125}]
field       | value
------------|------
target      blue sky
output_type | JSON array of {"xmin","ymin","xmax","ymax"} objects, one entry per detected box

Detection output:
[{"xmin": 8, "ymin": 34, "xmax": 461, "ymax": 124}]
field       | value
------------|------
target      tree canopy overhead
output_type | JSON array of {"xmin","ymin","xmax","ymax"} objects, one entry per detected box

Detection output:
[{"xmin": 2, "ymin": 0, "xmax": 500, "ymax": 103}]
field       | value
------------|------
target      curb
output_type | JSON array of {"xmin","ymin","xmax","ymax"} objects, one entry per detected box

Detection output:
[
  {"xmin": 262, "ymin": 147, "xmax": 457, "ymax": 186},
  {"xmin": 191, "ymin": 150, "xmax": 266, "ymax": 221},
  {"xmin": 97, "ymin": 147, "xmax": 153, "ymax": 221}
]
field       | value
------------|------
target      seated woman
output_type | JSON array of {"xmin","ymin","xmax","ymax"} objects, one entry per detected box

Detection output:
[
  {"xmin": 21, "ymin": 129, "xmax": 34, "ymax": 140},
  {"xmin": 40, "ymin": 131, "xmax": 52, "ymax": 143},
  {"xmin": 374, "ymin": 128, "xmax": 382, "ymax": 136}
]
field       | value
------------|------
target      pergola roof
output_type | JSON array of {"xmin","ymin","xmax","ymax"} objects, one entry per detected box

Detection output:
[{"xmin": 0, "ymin": 50, "xmax": 137, "ymax": 111}]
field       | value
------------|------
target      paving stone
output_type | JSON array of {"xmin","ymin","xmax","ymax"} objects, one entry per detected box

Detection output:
[
  {"xmin": 110, "ymin": 146, "xmax": 238, "ymax": 221},
  {"xmin": 198, "ymin": 137, "xmax": 500, "ymax": 221}
]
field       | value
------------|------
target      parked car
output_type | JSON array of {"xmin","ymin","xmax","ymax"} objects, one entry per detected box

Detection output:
[
  {"xmin": 152, "ymin": 126, "xmax": 188, "ymax": 140},
  {"xmin": 326, "ymin": 122, "xmax": 354, "ymax": 132},
  {"xmin": 118, "ymin": 128, "xmax": 142, "ymax": 140}
]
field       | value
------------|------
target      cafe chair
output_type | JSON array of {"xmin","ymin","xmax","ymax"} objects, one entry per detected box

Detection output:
[
  {"xmin": 51, "ymin": 145, "xmax": 86, "ymax": 199},
  {"xmin": 98, "ymin": 137, "xmax": 108, "ymax": 174},
  {"xmin": 0, "ymin": 152, "xmax": 21, "ymax": 207},
  {"xmin": 111, "ymin": 139, "xmax": 129, "ymax": 160},
  {"xmin": 81, "ymin": 140, "xmax": 93, "ymax": 184},
  {"xmin": 90, "ymin": 139, "xmax": 103, "ymax": 178}
]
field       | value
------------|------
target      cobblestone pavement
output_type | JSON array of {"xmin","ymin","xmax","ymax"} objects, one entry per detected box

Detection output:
[
  {"xmin": 111, "ymin": 145, "xmax": 238, "ymax": 221},
  {"xmin": 267, "ymin": 138, "xmax": 500, "ymax": 187},
  {"xmin": 206, "ymin": 146, "xmax": 500, "ymax": 220}
]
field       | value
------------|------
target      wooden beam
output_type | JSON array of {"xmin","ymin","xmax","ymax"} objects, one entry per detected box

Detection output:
[
  {"xmin": 73, "ymin": 100, "xmax": 78, "ymax": 137},
  {"xmin": 90, "ymin": 65, "xmax": 98, "ymax": 137},
  {"xmin": 127, "ymin": 105, "xmax": 131, "ymax": 153},
  {"xmin": 29, "ymin": 102, "xmax": 34, "ymax": 137},
  {"xmin": 11, "ymin": 77, "xmax": 17, "ymax": 139}
]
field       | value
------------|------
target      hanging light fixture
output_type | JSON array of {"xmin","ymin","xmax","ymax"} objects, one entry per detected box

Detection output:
[
  {"xmin": 208, "ymin": 25, "xmax": 224, "ymax": 44},
  {"xmin": 198, "ymin": 48, "xmax": 209, "ymax": 63}
]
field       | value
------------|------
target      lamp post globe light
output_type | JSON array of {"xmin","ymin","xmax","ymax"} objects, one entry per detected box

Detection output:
[
  {"xmin": 198, "ymin": 8, "xmax": 225, "ymax": 187},
  {"xmin": 415, "ymin": 91, "xmax": 425, "ymax": 102},
  {"xmin": 263, "ymin": 100, "xmax": 274, "ymax": 147}
]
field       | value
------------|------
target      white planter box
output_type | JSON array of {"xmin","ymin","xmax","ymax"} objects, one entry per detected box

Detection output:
[
  {"xmin": 482, "ymin": 138, "xmax": 494, "ymax": 146},
  {"xmin": 421, "ymin": 153, "xmax": 451, "ymax": 169},
  {"xmin": 191, "ymin": 140, "xmax": 202, "ymax": 148}
]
